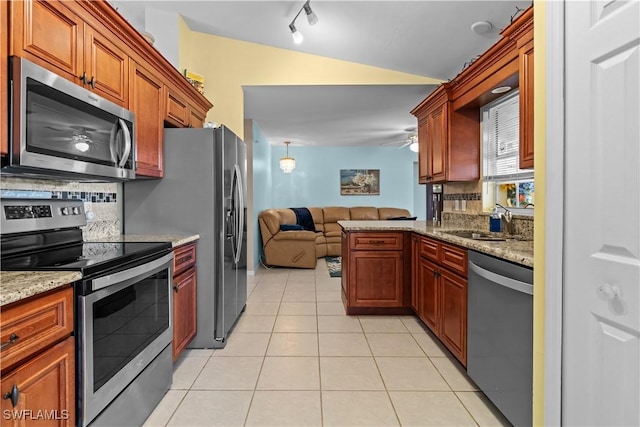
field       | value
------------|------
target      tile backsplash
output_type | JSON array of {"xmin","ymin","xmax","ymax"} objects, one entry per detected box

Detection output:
[{"xmin": 0, "ymin": 177, "xmax": 121, "ymax": 240}]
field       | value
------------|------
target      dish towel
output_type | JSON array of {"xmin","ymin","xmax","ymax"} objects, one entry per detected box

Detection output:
[{"xmin": 290, "ymin": 207, "xmax": 316, "ymax": 232}]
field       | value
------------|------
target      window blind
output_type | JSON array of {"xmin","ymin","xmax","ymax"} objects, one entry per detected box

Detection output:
[{"xmin": 482, "ymin": 90, "xmax": 534, "ymax": 181}]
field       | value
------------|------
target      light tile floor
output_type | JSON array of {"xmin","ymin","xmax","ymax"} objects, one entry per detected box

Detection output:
[{"xmin": 144, "ymin": 260, "xmax": 511, "ymax": 427}]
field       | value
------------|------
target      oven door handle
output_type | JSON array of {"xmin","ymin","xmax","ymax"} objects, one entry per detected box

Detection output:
[{"xmin": 91, "ymin": 253, "xmax": 173, "ymax": 292}]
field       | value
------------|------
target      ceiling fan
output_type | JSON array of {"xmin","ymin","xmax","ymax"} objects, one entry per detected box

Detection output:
[{"xmin": 380, "ymin": 127, "xmax": 419, "ymax": 152}]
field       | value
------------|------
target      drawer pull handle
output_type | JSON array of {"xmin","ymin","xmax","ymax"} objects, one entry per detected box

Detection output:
[
  {"xmin": 177, "ymin": 255, "xmax": 193, "ymax": 264},
  {"xmin": 0, "ymin": 333, "xmax": 19, "ymax": 351},
  {"xmin": 3, "ymin": 385, "xmax": 19, "ymax": 407},
  {"xmin": 368, "ymin": 240, "xmax": 386, "ymax": 244}
]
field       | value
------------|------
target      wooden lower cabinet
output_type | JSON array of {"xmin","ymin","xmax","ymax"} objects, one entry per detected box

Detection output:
[
  {"xmin": 439, "ymin": 268, "xmax": 467, "ymax": 362},
  {"xmin": 413, "ymin": 236, "xmax": 467, "ymax": 366},
  {"xmin": 0, "ymin": 286, "xmax": 75, "ymax": 426},
  {"xmin": 172, "ymin": 267, "xmax": 197, "ymax": 361},
  {"xmin": 348, "ymin": 251, "xmax": 403, "ymax": 308},
  {"xmin": 341, "ymin": 231, "xmax": 411, "ymax": 315},
  {"xmin": 0, "ymin": 338, "xmax": 75, "ymax": 427},
  {"xmin": 417, "ymin": 258, "xmax": 439, "ymax": 333},
  {"xmin": 172, "ymin": 242, "xmax": 197, "ymax": 360}
]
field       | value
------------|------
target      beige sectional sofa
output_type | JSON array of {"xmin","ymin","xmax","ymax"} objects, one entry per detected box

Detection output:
[{"xmin": 258, "ymin": 206, "xmax": 412, "ymax": 268}]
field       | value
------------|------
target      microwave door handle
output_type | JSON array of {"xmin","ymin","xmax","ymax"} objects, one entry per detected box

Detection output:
[
  {"xmin": 117, "ymin": 119, "xmax": 132, "ymax": 168},
  {"xmin": 109, "ymin": 121, "xmax": 119, "ymax": 165}
]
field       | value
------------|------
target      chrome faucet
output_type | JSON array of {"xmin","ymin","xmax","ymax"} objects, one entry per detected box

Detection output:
[{"xmin": 495, "ymin": 203, "xmax": 514, "ymax": 234}]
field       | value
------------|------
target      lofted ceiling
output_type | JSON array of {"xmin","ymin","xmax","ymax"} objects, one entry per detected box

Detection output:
[{"xmin": 112, "ymin": 1, "xmax": 532, "ymax": 147}]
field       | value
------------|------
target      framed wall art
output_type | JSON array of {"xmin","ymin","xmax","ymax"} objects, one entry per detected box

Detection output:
[{"xmin": 340, "ymin": 169, "xmax": 380, "ymax": 195}]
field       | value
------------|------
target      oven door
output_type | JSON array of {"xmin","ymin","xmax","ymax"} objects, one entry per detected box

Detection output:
[
  {"xmin": 8, "ymin": 56, "xmax": 135, "ymax": 181},
  {"xmin": 79, "ymin": 253, "xmax": 173, "ymax": 427}
]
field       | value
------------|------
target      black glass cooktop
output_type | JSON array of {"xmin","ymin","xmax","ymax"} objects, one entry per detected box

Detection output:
[{"xmin": 0, "ymin": 241, "xmax": 172, "ymax": 278}]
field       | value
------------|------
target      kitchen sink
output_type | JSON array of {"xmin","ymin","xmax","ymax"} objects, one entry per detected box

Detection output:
[{"xmin": 442, "ymin": 230, "xmax": 508, "ymax": 241}]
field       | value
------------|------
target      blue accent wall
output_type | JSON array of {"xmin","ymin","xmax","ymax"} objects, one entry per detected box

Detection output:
[
  {"xmin": 270, "ymin": 145, "xmax": 418, "ymax": 212},
  {"xmin": 251, "ymin": 122, "xmax": 272, "ymax": 270}
]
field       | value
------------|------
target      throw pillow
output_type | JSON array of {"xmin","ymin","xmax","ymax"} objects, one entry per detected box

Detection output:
[{"xmin": 280, "ymin": 224, "xmax": 304, "ymax": 231}]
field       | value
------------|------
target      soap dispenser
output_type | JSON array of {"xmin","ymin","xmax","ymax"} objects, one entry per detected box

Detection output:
[{"xmin": 489, "ymin": 208, "xmax": 502, "ymax": 232}]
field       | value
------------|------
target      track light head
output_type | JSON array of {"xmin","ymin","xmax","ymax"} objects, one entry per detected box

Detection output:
[
  {"xmin": 303, "ymin": 1, "xmax": 318, "ymax": 25},
  {"xmin": 289, "ymin": 23, "xmax": 303, "ymax": 44}
]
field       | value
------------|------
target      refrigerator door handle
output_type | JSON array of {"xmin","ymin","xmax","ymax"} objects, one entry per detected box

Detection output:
[{"xmin": 233, "ymin": 164, "xmax": 244, "ymax": 264}]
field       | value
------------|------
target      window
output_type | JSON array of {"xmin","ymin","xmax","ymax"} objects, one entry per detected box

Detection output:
[{"xmin": 481, "ymin": 89, "xmax": 534, "ymax": 213}]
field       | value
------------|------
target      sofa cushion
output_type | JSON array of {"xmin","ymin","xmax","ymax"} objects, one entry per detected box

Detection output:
[
  {"xmin": 322, "ymin": 206, "xmax": 351, "ymax": 223},
  {"xmin": 350, "ymin": 207, "xmax": 379, "ymax": 220},
  {"xmin": 308, "ymin": 207, "xmax": 324, "ymax": 233},
  {"xmin": 378, "ymin": 207, "xmax": 412, "ymax": 220}
]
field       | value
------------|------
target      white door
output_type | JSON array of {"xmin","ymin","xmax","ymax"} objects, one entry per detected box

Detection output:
[{"xmin": 563, "ymin": 1, "xmax": 640, "ymax": 426}]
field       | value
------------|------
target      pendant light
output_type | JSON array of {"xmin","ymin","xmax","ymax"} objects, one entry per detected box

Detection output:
[{"xmin": 279, "ymin": 141, "xmax": 296, "ymax": 173}]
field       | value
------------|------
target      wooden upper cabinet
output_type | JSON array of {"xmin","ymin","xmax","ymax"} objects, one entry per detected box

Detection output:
[
  {"xmin": 11, "ymin": 0, "xmax": 128, "ymax": 106},
  {"xmin": 10, "ymin": 0, "xmax": 84, "ymax": 82},
  {"xmin": 1, "ymin": 1, "xmax": 8, "ymax": 156},
  {"xmin": 130, "ymin": 61, "xmax": 164, "ymax": 178},
  {"xmin": 411, "ymin": 84, "xmax": 479, "ymax": 184},
  {"xmin": 83, "ymin": 24, "xmax": 128, "ymax": 106},
  {"xmin": 164, "ymin": 85, "xmax": 208, "ymax": 128},
  {"xmin": 427, "ymin": 102, "xmax": 447, "ymax": 182},
  {"xmin": 189, "ymin": 105, "xmax": 206, "ymax": 128},
  {"xmin": 519, "ymin": 37, "xmax": 534, "ymax": 169},
  {"xmin": 165, "ymin": 86, "xmax": 190, "ymax": 127}
]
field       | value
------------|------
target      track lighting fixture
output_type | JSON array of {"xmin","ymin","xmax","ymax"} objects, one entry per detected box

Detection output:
[{"xmin": 289, "ymin": 0, "xmax": 318, "ymax": 44}]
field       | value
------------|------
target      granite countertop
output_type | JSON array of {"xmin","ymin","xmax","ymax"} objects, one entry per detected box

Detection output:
[
  {"xmin": 1, "ymin": 234, "xmax": 199, "ymax": 307},
  {"xmin": 339, "ymin": 220, "xmax": 533, "ymax": 268},
  {"xmin": 0, "ymin": 271, "xmax": 82, "ymax": 307},
  {"xmin": 85, "ymin": 233, "xmax": 200, "ymax": 247}
]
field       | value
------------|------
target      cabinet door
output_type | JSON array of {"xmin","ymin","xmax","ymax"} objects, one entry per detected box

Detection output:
[
  {"xmin": 439, "ymin": 268, "xmax": 467, "ymax": 365},
  {"xmin": 428, "ymin": 103, "xmax": 447, "ymax": 183},
  {"xmin": 0, "ymin": 337, "xmax": 75, "ymax": 427},
  {"xmin": 189, "ymin": 106, "xmax": 206, "ymax": 128},
  {"xmin": 173, "ymin": 267, "xmax": 197, "ymax": 361},
  {"xmin": 519, "ymin": 39, "xmax": 534, "ymax": 169},
  {"xmin": 418, "ymin": 258, "xmax": 439, "ymax": 333},
  {"xmin": 417, "ymin": 117, "xmax": 429, "ymax": 183},
  {"xmin": 410, "ymin": 236, "xmax": 420, "ymax": 312},
  {"xmin": 1, "ymin": 0, "xmax": 8, "ymax": 156},
  {"xmin": 130, "ymin": 60, "xmax": 164, "ymax": 178},
  {"xmin": 348, "ymin": 251, "xmax": 403, "ymax": 307},
  {"xmin": 11, "ymin": 0, "xmax": 83, "ymax": 83},
  {"xmin": 84, "ymin": 24, "xmax": 128, "ymax": 106},
  {"xmin": 164, "ymin": 86, "xmax": 189, "ymax": 127},
  {"xmin": 341, "ymin": 231, "xmax": 348, "ymax": 298}
]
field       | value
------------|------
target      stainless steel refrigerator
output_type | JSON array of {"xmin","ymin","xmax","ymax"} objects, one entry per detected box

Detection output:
[{"xmin": 123, "ymin": 126, "xmax": 247, "ymax": 348}]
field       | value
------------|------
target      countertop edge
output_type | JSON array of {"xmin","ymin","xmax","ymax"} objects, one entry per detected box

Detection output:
[
  {"xmin": 1, "ymin": 234, "xmax": 200, "ymax": 306},
  {"xmin": 0, "ymin": 271, "xmax": 82, "ymax": 307},
  {"xmin": 339, "ymin": 220, "xmax": 533, "ymax": 268}
]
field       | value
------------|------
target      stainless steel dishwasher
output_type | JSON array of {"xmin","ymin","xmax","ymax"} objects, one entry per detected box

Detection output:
[{"xmin": 467, "ymin": 250, "xmax": 533, "ymax": 427}]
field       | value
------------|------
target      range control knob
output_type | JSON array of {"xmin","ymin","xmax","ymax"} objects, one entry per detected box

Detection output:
[
  {"xmin": 61, "ymin": 207, "xmax": 69, "ymax": 216},
  {"xmin": 72, "ymin": 206, "xmax": 81, "ymax": 215}
]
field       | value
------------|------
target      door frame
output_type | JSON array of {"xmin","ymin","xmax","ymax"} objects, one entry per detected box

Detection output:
[{"xmin": 542, "ymin": 2, "xmax": 564, "ymax": 426}]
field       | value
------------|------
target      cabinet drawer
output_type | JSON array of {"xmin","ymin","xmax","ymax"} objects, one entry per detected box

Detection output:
[
  {"xmin": 419, "ymin": 237, "xmax": 439, "ymax": 262},
  {"xmin": 173, "ymin": 242, "xmax": 197, "ymax": 276},
  {"xmin": 350, "ymin": 232, "xmax": 404, "ymax": 251},
  {"xmin": 440, "ymin": 242, "xmax": 467, "ymax": 276},
  {"xmin": 0, "ymin": 287, "xmax": 74, "ymax": 372}
]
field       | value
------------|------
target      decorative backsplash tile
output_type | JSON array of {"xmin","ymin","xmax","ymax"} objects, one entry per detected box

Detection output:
[
  {"xmin": 2, "ymin": 189, "xmax": 117, "ymax": 203},
  {"xmin": 443, "ymin": 192, "xmax": 482, "ymax": 201},
  {"xmin": 1, "ymin": 177, "xmax": 121, "ymax": 240}
]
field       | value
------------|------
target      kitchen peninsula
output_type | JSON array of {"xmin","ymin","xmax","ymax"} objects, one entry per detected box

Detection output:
[{"xmin": 339, "ymin": 219, "xmax": 533, "ymax": 366}]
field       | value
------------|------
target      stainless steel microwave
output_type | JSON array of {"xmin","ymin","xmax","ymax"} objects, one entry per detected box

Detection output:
[{"xmin": 3, "ymin": 56, "xmax": 136, "ymax": 181}]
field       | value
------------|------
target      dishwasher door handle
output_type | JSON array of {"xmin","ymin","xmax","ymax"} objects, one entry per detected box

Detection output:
[{"xmin": 469, "ymin": 261, "xmax": 533, "ymax": 295}]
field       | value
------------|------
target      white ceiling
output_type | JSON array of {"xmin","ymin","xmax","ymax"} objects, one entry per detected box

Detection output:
[{"xmin": 112, "ymin": 1, "xmax": 532, "ymax": 147}]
